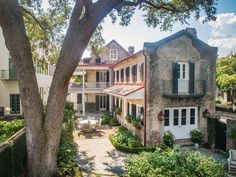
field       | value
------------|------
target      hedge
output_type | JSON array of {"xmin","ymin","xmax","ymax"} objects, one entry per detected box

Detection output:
[
  {"xmin": 109, "ymin": 134, "xmax": 166, "ymax": 154},
  {"xmin": 0, "ymin": 129, "xmax": 27, "ymax": 177},
  {"xmin": 216, "ymin": 104, "xmax": 236, "ymax": 113}
]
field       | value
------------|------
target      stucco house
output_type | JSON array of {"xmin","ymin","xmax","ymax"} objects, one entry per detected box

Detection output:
[
  {"xmin": 0, "ymin": 27, "xmax": 54, "ymax": 116},
  {"xmin": 69, "ymin": 28, "xmax": 217, "ymax": 146}
]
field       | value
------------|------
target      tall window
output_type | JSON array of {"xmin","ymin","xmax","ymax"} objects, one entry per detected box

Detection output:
[
  {"xmin": 121, "ymin": 69, "xmax": 124, "ymax": 82},
  {"xmin": 140, "ymin": 63, "xmax": 144, "ymax": 82},
  {"xmin": 132, "ymin": 65, "xmax": 137, "ymax": 82},
  {"xmin": 126, "ymin": 67, "xmax": 130, "ymax": 82},
  {"xmin": 110, "ymin": 49, "xmax": 117, "ymax": 60},
  {"xmin": 116, "ymin": 70, "xmax": 119, "ymax": 82},
  {"xmin": 77, "ymin": 94, "xmax": 82, "ymax": 104},
  {"xmin": 10, "ymin": 94, "xmax": 20, "ymax": 114},
  {"xmin": 164, "ymin": 110, "xmax": 169, "ymax": 126}
]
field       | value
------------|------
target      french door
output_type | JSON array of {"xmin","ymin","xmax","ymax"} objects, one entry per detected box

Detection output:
[
  {"xmin": 164, "ymin": 107, "xmax": 198, "ymax": 139},
  {"xmin": 10, "ymin": 94, "xmax": 20, "ymax": 114},
  {"xmin": 177, "ymin": 62, "xmax": 189, "ymax": 93}
]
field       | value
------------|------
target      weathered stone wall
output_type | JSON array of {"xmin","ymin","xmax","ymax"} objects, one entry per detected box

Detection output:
[
  {"xmin": 226, "ymin": 119, "xmax": 236, "ymax": 150},
  {"xmin": 145, "ymin": 35, "xmax": 217, "ymax": 145}
]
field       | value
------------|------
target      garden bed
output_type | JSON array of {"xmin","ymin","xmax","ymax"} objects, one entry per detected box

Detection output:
[{"xmin": 109, "ymin": 126, "xmax": 166, "ymax": 154}]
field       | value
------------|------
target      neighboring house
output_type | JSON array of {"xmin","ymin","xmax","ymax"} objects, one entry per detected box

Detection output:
[
  {"xmin": 69, "ymin": 28, "xmax": 217, "ymax": 146},
  {"xmin": 68, "ymin": 40, "xmax": 133, "ymax": 116},
  {"xmin": 0, "ymin": 28, "xmax": 54, "ymax": 116}
]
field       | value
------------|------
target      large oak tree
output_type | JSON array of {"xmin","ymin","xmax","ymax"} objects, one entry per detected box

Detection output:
[{"xmin": 0, "ymin": 0, "xmax": 217, "ymax": 176}]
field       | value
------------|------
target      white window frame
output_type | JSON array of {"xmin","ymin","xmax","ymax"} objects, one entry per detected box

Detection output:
[{"xmin": 110, "ymin": 49, "xmax": 117, "ymax": 60}]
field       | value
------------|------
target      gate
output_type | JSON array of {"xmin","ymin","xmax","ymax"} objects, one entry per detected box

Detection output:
[{"xmin": 215, "ymin": 119, "xmax": 226, "ymax": 151}]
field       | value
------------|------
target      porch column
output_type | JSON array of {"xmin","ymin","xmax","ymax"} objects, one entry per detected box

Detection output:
[
  {"xmin": 130, "ymin": 65, "xmax": 132, "ymax": 82},
  {"xmin": 82, "ymin": 65, "xmax": 85, "ymax": 116},
  {"xmin": 109, "ymin": 95, "xmax": 113, "ymax": 112},
  {"xmin": 123, "ymin": 99, "xmax": 127, "ymax": 125},
  {"xmin": 82, "ymin": 93, "xmax": 85, "ymax": 116},
  {"xmin": 114, "ymin": 70, "xmax": 117, "ymax": 83},
  {"xmin": 137, "ymin": 63, "xmax": 141, "ymax": 82}
]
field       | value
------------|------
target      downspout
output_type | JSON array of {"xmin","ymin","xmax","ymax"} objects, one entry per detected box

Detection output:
[{"xmin": 143, "ymin": 50, "xmax": 147, "ymax": 146}]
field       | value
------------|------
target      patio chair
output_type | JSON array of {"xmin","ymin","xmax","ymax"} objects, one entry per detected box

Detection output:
[
  {"xmin": 228, "ymin": 150, "xmax": 236, "ymax": 174},
  {"xmin": 82, "ymin": 123, "xmax": 93, "ymax": 133},
  {"xmin": 75, "ymin": 119, "xmax": 82, "ymax": 130}
]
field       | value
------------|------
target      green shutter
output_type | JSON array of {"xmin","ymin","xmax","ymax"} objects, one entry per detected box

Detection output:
[
  {"xmin": 96, "ymin": 72, "xmax": 99, "ymax": 82},
  {"xmin": 106, "ymin": 95, "xmax": 109, "ymax": 111},
  {"xmin": 189, "ymin": 63, "xmax": 195, "ymax": 94},
  {"xmin": 96, "ymin": 95, "xmax": 99, "ymax": 111},
  {"xmin": 172, "ymin": 63, "xmax": 178, "ymax": 94}
]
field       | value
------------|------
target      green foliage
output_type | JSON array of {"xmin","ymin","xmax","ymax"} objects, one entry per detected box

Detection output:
[
  {"xmin": 163, "ymin": 131, "xmax": 175, "ymax": 147},
  {"xmin": 109, "ymin": 118, "xmax": 120, "ymax": 126},
  {"xmin": 227, "ymin": 125, "xmax": 236, "ymax": 140},
  {"xmin": 0, "ymin": 120, "xmax": 24, "ymax": 142},
  {"xmin": 125, "ymin": 150, "xmax": 224, "ymax": 177},
  {"xmin": 125, "ymin": 115, "xmax": 142, "ymax": 129},
  {"xmin": 125, "ymin": 115, "xmax": 133, "ymax": 123},
  {"xmin": 190, "ymin": 129, "xmax": 203, "ymax": 144},
  {"xmin": 216, "ymin": 104, "xmax": 236, "ymax": 113},
  {"xmin": 216, "ymin": 54, "xmax": 236, "ymax": 104},
  {"xmin": 101, "ymin": 112, "xmax": 112, "ymax": 125},
  {"xmin": 57, "ymin": 101, "xmax": 77, "ymax": 176},
  {"xmin": 0, "ymin": 132, "xmax": 27, "ymax": 177}
]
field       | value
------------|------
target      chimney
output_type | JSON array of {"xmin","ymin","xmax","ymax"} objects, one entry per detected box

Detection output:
[
  {"xmin": 128, "ymin": 46, "xmax": 135, "ymax": 55},
  {"xmin": 186, "ymin": 28, "xmax": 197, "ymax": 37}
]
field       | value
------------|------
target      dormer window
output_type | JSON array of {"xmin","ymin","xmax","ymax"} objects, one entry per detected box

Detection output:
[{"xmin": 110, "ymin": 49, "xmax": 117, "ymax": 60}]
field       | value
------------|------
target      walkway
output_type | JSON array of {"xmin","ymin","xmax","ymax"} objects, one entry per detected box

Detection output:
[{"xmin": 73, "ymin": 127, "xmax": 131, "ymax": 176}]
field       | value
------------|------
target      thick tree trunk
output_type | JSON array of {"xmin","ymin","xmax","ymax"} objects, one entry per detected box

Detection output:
[{"xmin": 0, "ymin": 0, "xmax": 121, "ymax": 177}]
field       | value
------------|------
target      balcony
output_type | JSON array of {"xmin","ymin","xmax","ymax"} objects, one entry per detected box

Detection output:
[
  {"xmin": 70, "ymin": 82, "xmax": 110, "ymax": 91},
  {"xmin": 163, "ymin": 80, "xmax": 206, "ymax": 98},
  {"xmin": 0, "ymin": 70, "xmax": 17, "ymax": 80}
]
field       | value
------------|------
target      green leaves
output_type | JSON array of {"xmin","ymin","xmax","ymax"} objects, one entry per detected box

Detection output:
[{"xmin": 125, "ymin": 150, "xmax": 224, "ymax": 177}]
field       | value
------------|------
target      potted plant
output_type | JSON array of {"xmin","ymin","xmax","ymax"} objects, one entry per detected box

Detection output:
[
  {"xmin": 190, "ymin": 129, "xmax": 203, "ymax": 150},
  {"xmin": 163, "ymin": 131, "xmax": 175, "ymax": 148},
  {"xmin": 132, "ymin": 118, "xmax": 142, "ymax": 129},
  {"xmin": 125, "ymin": 115, "xmax": 132, "ymax": 123}
]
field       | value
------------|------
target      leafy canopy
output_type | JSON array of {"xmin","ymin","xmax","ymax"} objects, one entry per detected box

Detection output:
[
  {"xmin": 19, "ymin": 0, "xmax": 218, "ymax": 62},
  {"xmin": 216, "ymin": 53, "xmax": 236, "ymax": 92}
]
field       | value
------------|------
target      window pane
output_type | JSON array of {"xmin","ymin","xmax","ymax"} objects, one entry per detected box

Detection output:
[
  {"xmin": 190, "ymin": 109, "xmax": 195, "ymax": 125},
  {"xmin": 174, "ymin": 109, "xmax": 179, "ymax": 126},
  {"xmin": 164, "ymin": 110, "xmax": 169, "ymax": 126},
  {"xmin": 181, "ymin": 109, "xmax": 186, "ymax": 125},
  {"xmin": 177, "ymin": 64, "xmax": 180, "ymax": 79}
]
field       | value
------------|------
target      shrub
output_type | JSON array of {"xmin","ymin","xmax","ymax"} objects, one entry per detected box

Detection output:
[
  {"xmin": 215, "ymin": 99, "xmax": 222, "ymax": 104},
  {"xmin": 163, "ymin": 130, "xmax": 175, "ymax": 148},
  {"xmin": 216, "ymin": 104, "xmax": 235, "ymax": 113},
  {"xmin": 0, "ymin": 119, "xmax": 24, "ymax": 142},
  {"xmin": 125, "ymin": 150, "xmax": 224, "ymax": 177},
  {"xmin": 101, "ymin": 113, "xmax": 112, "ymax": 125},
  {"xmin": 190, "ymin": 129, "xmax": 203, "ymax": 144},
  {"xmin": 132, "ymin": 118, "xmax": 142, "ymax": 129},
  {"xmin": 125, "ymin": 115, "xmax": 132, "ymax": 123},
  {"xmin": 227, "ymin": 125, "xmax": 236, "ymax": 140},
  {"xmin": 57, "ymin": 102, "xmax": 77, "ymax": 176},
  {"xmin": 109, "ymin": 118, "xmax": 120, "ymax": 126}
]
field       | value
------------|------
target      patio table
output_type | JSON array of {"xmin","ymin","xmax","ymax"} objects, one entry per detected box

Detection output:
[{"xmin": 78, "ymin": 119, "xmax": 98, "ymax": 125}]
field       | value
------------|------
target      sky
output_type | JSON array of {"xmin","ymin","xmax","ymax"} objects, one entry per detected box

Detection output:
[{"xmin": 84, "ymin": 0, "xmax": 236, "ymax": 58}]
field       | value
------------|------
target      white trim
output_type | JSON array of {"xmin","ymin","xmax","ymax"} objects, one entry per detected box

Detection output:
[{"xmin": 110, "ymin": 49, "xmax": 118, "ymax": 60}]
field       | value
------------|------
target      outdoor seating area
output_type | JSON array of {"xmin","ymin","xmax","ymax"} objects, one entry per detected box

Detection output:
[{"xmin": 76, "ymin": 116, "xmax": 102, "ymax": 133}]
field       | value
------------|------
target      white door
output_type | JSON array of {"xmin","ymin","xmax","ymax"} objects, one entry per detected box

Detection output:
[
  {"xmin": 164, "ymin": 107, "xmax": 198, "ymax": 139},
  {"xmin": 99, "ymin": 71, "xmax": 107, "ymax": 87},
  {"xmin": 177, "ymin": 62, "xmax": 189, "ymax": 93}
]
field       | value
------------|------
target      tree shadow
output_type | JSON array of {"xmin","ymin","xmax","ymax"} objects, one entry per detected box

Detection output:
[
  {"xmin": 77, "ymin": 129, "xmax": 106, "ymax": 139},
  {"xmin": 76, "ymin": 150, "xmax": 96, "ymax": 172}
]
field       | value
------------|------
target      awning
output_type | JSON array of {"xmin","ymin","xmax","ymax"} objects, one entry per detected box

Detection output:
[{"xmin": 104, "ymin": 84, "xmax": 144, "ymax": 99}]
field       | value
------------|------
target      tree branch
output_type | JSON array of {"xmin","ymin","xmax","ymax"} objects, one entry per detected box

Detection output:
[{"xmin": 82, "ymin": 0, "xmax": 93, "ymax": 16}]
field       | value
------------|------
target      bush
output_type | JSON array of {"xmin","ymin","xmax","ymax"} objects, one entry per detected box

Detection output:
[
  {"xmin": 132, "ymin": 118, "xmax": 142, "ymax": 129},
  {"xmin": 0, "ymin": 131, "xmax": 27, "ymax": 177},
  {"xmin": 0, "ymin": 119, "xmax": 24, "ymax": 142},
  {"xmin": 101, "ymin": 112, "xmax": 113, "ymax": 125},
  {"xmin": 215, "ymin": 99, "xmax": 222, "ymax": 104},
  {"xmin": 216, "ymin": 104, "xmax": 235, "ymax": 113},
  {"xmin": 190, "ymin": 129, "xmax": 203, "ymax": 144},
  {"xmin": 163, "ymin": 130, "xmax": 175, "ymax": 147},
  {"xmin": 57, "ymin": 102, "xmax": 77, "ymax": 176},
  {"xmin": 125, "ymin": 150, "xmax": 224, "ymax": 177},
  {"xmin": 109, "ymin": 118, "xmax": 120, "ymax": 126},
  {"xmin": 125, "ymin": 115, "xmax": 133, "ymax": 123},
  {"xmin": 227, "ymin": 125, "xmax": 236, "ymax": 140}
]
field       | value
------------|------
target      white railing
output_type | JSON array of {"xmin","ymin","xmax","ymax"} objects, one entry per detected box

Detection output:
[{"xmin": 84, "ymin": 82, "xmax": 110, "ymax": 89}]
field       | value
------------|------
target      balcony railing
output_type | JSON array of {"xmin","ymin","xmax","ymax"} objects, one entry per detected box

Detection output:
[
  {"xmin": 85, "ymin": 82, "xmax": 110, "ymax": 89},
  {"xmin": 163, "ymin": 80, "xmax": 206, "ymax": 98},
  {"xmin": 0, "ymin": 70, "xmax": 17, "ymax": 80}
]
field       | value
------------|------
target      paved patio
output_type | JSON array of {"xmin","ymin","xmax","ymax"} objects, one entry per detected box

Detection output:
[{"xmin": 73, "ymin": 127, "xmax": 131, "ymax": 176}]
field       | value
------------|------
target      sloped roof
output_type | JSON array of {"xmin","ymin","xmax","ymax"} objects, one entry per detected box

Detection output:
[
  {"xmin": 104, "ymin": 84, "xmax": 144, "ymax": 96},
  {"xmin": 144, "ymin": 29, "xmax": 218, "ymax": 59},
  {"xmin": 105, "ymin": 39, "xmax": 130, "ymax": 55}
]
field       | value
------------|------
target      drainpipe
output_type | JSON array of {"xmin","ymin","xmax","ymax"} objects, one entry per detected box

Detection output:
[{"xmin": 143, "ymin": 50, "xmax": 147, "ymax": 146}]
